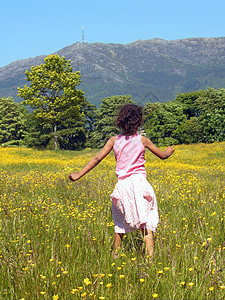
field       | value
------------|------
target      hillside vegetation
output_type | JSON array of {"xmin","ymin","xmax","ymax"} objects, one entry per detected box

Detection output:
[{"xmin": 1, "ymin": 37, "xmax": 225, "ymax": 105}]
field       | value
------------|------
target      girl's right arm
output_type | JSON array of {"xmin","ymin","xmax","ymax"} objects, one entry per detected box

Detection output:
[{"xmin": 141, "ymin": 136, "xmax": 174, "ymax": 159}]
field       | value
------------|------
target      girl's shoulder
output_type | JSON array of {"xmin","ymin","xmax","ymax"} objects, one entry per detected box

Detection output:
[
  {"xmin": 110, "ymin": 136, "xmax": 116, "ymax": 142},
  {"xmin": 141, "ymin": 135, "xmax": 151, "ymax": 147},
  {"xmin": 109, "ymin": 136, "xmax": 116, "ymax": 146}
]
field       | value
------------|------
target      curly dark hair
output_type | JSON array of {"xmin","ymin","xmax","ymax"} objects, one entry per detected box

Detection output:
[{"xmin": 116, "ymin": 104, "xmax": 143, "ymax": 135}]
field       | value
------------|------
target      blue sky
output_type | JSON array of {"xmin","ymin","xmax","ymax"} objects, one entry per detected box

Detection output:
[{"xmin": 0, "ymin": 0, "xmax": 225, "ymax": 67}]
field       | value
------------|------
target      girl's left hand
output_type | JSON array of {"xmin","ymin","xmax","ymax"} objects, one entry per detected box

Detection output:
[{"xmin": 68, "ymin": 172, "xmax": 81, "ymax": 181}]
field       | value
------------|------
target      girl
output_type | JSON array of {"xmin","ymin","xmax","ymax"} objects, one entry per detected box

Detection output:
[{"xmin": 69, "ymin": 104, "xmax": 174, "ymax": 257}]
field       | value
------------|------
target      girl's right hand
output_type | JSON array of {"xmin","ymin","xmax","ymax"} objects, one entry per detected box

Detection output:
[{"xmin": 165, "ymin": 146, "xmax": 174, "ymax": 157}]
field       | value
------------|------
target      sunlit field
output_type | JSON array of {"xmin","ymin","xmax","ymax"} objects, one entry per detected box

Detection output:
[{"xmin": 0, "ymin": 143, "xmax": 224, "ymax": 300}]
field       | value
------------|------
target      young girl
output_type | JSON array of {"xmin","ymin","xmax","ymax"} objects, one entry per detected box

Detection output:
[{"xmin": 69, "ymin": 104, "xmax": 174, "ymax": 257}]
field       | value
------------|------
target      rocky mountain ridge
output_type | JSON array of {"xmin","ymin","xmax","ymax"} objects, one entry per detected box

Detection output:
[{"xmin": 1, "ymin": 37, "xmax": 225, "ymax": 106}]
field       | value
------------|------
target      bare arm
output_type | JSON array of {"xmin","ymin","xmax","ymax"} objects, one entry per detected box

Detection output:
[
  {"xmin": 68, "ymin": 136, "xmax": 116, "ymax": 181},
  {"xmin": 141, "ymin": 136, "xmax": 174, "ymax": 159}
]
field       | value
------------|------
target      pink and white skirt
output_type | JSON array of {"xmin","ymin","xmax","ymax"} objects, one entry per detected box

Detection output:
[{"xmin": 110, "ymin": 174, "xmax": 159, "ymax": 233}]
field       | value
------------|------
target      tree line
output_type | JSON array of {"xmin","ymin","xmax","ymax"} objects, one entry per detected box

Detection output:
[{"xmin": 0, "ymin": 55, "xmax": 224, "ymax": 149}]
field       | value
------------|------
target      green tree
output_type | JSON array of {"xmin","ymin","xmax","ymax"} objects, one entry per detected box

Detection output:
[
  {"xmin": 143, "ymin": 102, "xmax": 162, "ymax": 121},
  {"xmin": 0, "ymin": 97, "xmax": 28, "ymax": 146},
  {"xmin": 175, "ymin": 90, "xmax": 204, "ymax": 119},
  {"xmin": 58, "ymin": 99, "xmax": 96, "ymax": 150},
  {"xmin": 144, "ymin": 101, "xmax": 187, "ymax": 145},
  {"xmin": 18, "ymin": 54, "xmax": 85, "ymax": 149},
  {"xmin": 90, "ymin": 95, "xmax": 135, "ymax": 148},
  {"xmin": 196, "ymin": 88, "xmax": 225, "ymax": 142},
  {"xmin": 173, "ymin": 117, "xmax": 204, "ymax": 144}
]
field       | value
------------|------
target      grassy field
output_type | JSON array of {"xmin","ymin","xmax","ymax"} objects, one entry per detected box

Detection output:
[{"xmin": 0, "ymin": 143, "xmax": 224, "ymax": 300}]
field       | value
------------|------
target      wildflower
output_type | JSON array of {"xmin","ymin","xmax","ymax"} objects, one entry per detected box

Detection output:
[
  {"xmin": 152, "ymin": 294, "xmax": 159, "ymax": 298},
  {"xmin": 220, "ymin": 286, "xmax": 225, "ymax": 289},
  {"xmin": 81, "ymin": 292, "xmax": 87, "ymax": 297},
  {"xmin": 52, "ymin": 295, "xmax": 59, "ymax": 300},
  {"xmin": 119, "ymin": 274, "xmax": 125, "ymax": 279},
  {"xmin": 140, "ymin": 278, "xmax": 145, "ymax": 283},
  {"xmin": 117, "ymin": 267, "xmax": 121, "ymax": 270},
  {"xmin": 157, "ymin": 270, "xmax": 163, "ymax": 274},
  {"xmin": 131, "ymin": 257, "xmax": 137, "ymax": 261},
  {"xmin": 62, "ymin": 271, "xmax": 68, "ymax": 275},
  {"xmin": 180, "ymin": 281, "xmax": 185, "ymax": 286},
  {"xmin": 65, "ymin": 244, "xmax": 71, "ymax": 248},
  {"xmin": 209, "ymin": 287, "xmax": 214, "ymax": 291},
  {"xmin": 207, "ymin": 237, "xmax": 212, "ymax": 241},
  {"xmin": 108, "ymin": 274, "xmax": 113, "ymax": 277},
  {"xmin": 84, "ymin": 278, "xmax": 92, "ymax": 285},
  {"xmin": 189, "ymin": 267, "xmax": 193, "ymax": 271},
  {"xmin": 164, "ymin": 267, "xmax": 170, "ymax": 271},
  {"xmin": 40, "ymin": 291, "xmax": 46, "ymax": 295},
  {"xmin": 99, "ymin": 297, "xmax": 105, "ymax": 300},
  {"xmin": 106, "ymin": 283, "xmax": 112, "ymax": 288},
  {"xmin": 188, "ymin": 282, "xmax": 194, "ymax": 287},
  {"xmin": 211, "ymin": 212, "xmax": 216, "ymax": 216}
]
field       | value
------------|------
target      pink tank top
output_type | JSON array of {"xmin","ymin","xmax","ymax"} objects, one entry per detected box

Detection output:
[{"xmin": 113, "ymin": 134, "xmax": 146, "ymax": 180}]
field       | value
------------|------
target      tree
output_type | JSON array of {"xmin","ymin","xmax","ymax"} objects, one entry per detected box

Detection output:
[
  {"xmin": 175, "ymin": 90, "xmax": 204, "ymax": 119},
  {"xmin": 0, "ymin": 97, "xmax": 28, "ymax": 146},
  {"xmin": 144, "ymin": 100, "xmax": 187, "ymax": 145},
  {"xmin": 143, "ymin": 102, "xmax": 162, "ymax": 121},
  {"xmin": 18, "ymin": 54, "xmax": 85, "ymax": 149},
  {"xmin": 90, "ymin": 95, "xmax": 135, "ymax": 148},
  {"xmin": 173, "ymin": 117, "xmax": 204, "ymax": 144},
  {"xmin": 196, "ymin": 88, "xmax": 225, "ymax": 142},
  {"xmin": 57, "ymin": 99, "xmax": 96, "ymax": 150}
]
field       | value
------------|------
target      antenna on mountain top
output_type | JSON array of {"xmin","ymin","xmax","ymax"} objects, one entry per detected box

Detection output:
[{"xmin": 82, "ymin": 26, "xmax": 85, "ymax": 43}]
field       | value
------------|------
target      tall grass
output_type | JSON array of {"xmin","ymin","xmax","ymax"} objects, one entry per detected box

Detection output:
[{"xmin": 0, "ymin": 143, "xmax": 224, "ymax": 299}]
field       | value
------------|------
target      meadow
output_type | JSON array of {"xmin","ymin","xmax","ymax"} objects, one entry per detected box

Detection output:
[{"xmin": 0, "ymin": 143, "xmax": 224, "ymax": 300}]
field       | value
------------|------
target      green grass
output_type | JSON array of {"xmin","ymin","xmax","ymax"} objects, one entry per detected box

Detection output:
[{"xmin": 0, "ymin": 143, "xmax": 224, "ymax": 299}]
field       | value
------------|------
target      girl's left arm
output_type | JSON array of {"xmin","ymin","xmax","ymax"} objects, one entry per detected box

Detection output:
[{"xmin": 68, "ymin": 136, "xmax": 116, "ymax": 181}]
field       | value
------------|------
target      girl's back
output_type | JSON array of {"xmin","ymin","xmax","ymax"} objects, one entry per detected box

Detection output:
[{"xmin": 113, "ymin": 133, "xmax": 146, "ymax": 180}]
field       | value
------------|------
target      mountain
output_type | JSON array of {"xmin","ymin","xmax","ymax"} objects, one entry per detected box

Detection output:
[{"xmin": 1, "ymin": 37, "xmax": 225, "ymax": 106}]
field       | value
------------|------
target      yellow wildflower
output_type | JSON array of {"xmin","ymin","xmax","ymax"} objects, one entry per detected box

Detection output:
[
  {"xmin": 152, "ymin": 294, "xmax": 159, "ymax": 298},
  {"xmin": 40, "ymin": 291, "xmax": 46, "ymax": 295}
]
